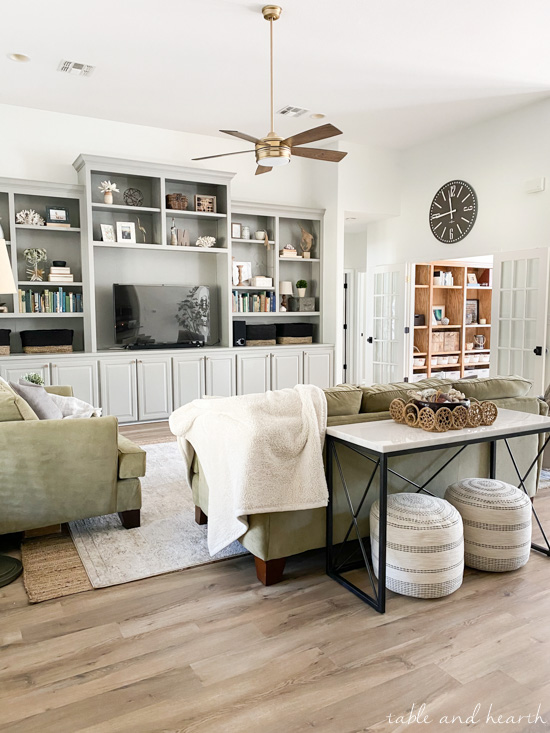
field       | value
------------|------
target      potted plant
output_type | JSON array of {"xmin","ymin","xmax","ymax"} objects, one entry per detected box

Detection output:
[
  {"xmin": 23, "ymin": 248, "xmax": 48, "ymax": 281},
  {"xmin": 98, "ymin": 180, "xmax": 120, "ymax": 205},
  {"xmin": 296, "ymin": 279, "xmax": 307, "ymax": 297}
]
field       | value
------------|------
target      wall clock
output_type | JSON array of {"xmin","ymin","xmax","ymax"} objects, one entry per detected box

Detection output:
[{"xmin": 429, "ymin": 180, "xmax": 477, "ymax": 243}]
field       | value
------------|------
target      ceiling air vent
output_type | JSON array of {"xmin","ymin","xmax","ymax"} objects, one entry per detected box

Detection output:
[
  {"xmin": 57, "ymin": 60, "xmax": 95, "ymax": 77},
  {"xmin": 276, "ymin": 105, "xmax": 309, "ymax": 118}
]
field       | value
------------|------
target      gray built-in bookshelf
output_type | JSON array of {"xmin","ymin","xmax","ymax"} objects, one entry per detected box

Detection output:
[{"xmin": 0, "ymin": 157, "xmax": 325, "ymax": 355}]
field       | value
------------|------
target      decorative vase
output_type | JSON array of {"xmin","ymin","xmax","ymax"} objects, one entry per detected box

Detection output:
[
  {"xmin": 170, "ymin": 219, "xmax": 177, "ymax": 246},
  {"xmin": 104, "ymin": 191, "xmax": 113, "ymax": 205},
  {"xmin": 297, "ymin": 288, "xmax": 306, "ymax": 297},
  {"xmin": 242, "ymin": 226, "xmax": 250, "ymax": 240},
  {"xmin": 255, "ymin": 230, "xmax": 266, "ymax": 240}
]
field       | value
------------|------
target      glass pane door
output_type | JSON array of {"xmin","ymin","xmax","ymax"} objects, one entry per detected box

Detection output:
[
  {"xmin": 367, "ymin": 264, "xmax": 407, "ymax": 385},
  {"xmin": 492, "ymin": 249, "xmax": 549, "ymax": 394}
]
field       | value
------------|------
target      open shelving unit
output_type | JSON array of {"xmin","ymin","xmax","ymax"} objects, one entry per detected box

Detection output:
[
  {"xmin": 0, "ymin": 178, "xmax": 87, "ymax": 353},
  {"xmin": 409, "ymin": 260, "xmax": 493, "ymax": 381}
]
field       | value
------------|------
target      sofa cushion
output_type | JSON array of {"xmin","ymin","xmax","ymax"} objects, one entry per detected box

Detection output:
[
  {"xmin": 328, "ymin": 411, "xmax": 390, "ymax": 427},
  {"xmin": 118, "ymin": 434, "xmax": 147, "ymax": 479},
  {"xmin": 9, "ymin": 381, "xmax": 63, "ymax": 420},
  {"xmin": 324, "ymin": 384, "xmax": 362, "ymax": 417},
  {"xmin": 452, "ymin": 375, "xmax": 532, "ymax": 401},
  {"xmin": 360, "ymin": 377, "xmax": 455, "ymax": 413},
  {"xmin": 0, "ymin": 379, "xmax": 38, "ymax": 422}
]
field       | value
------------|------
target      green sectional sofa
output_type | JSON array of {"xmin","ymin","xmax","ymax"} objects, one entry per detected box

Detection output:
[
  {"xmin": 190, "ymin": 376, "xmax": 548, "ymax": 585},
  {"xmin": 0, "ymin": 383, "xmax": 146, "ymax": 535}
]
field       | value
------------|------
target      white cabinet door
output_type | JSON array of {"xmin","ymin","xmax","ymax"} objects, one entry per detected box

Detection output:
[
  {"xmin": 137, "ymin": 357, "xmax": 173, "ymax": 421},
  {"xmin": 51, "ymin": 360, "xmax": 99, "ymax": 404},
  {"xmin": 304, "ymin": 349, "xmax": 334, "ymax": 389},
  {"xmin": 99, "ymin": 358, "xmax": 138, "ymax": 423},
  {"xmin": 205, "ymin": 353, "xmax": 235, "ymax": 397},
  {"xmin": 271, "ymin": 350, "xmax": 303, "ymax": 390},
  {"xmin": 173, "ymin": 355, "xmax": 205, "ymax": 409},
  {"xmin": 0, "ymin": 361, "xmax": 51, "ymax": 385},
  {"xmin": 237, "ymin": 352, "xmax": 271, "ymax": 395}
]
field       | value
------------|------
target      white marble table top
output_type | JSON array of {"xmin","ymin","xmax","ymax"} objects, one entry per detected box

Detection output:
[{"xmin": 326, "ymin": 408, "xmax": 550, "ymax": 455}]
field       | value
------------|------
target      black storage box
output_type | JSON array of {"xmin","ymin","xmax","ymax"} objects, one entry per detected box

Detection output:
[
  {"xmin": 20, "ymin": 329, "xmax": 74, "ymax": 354},
  {"xmin": 276, "ymin": 322, "xmax": 313, "ymax": 345},
  {"xmin": 414, "ymin": 314, "xmax": 425, "ymax": 327},
  {"xmin": 246, "ymin": 324, "xmax": 276, "ymax": 347},
  {"xmin": 0, "ymin": 329, "xmax": 11, "ymax": 355}
]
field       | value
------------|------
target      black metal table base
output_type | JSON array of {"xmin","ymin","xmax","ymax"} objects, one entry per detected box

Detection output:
[{"xmin": 326, "ymin": 429, "xmax": 550, "ymax": 614}]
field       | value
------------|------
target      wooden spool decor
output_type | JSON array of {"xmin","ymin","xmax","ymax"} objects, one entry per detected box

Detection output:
[{"xmin": 390, "ymin": 392, "xmax": 498, "ymax": 433}]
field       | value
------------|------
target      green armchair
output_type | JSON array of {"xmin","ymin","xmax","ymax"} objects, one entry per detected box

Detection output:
[{"xmin": 0, "ymin": 385, "xmax": 146, "ymax": 536}]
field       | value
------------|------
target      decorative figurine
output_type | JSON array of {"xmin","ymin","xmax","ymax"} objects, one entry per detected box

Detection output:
[
  {"xmin": 137, "ymin": 217, "xmax": 147, "ymax": 243},
  {"xmin": 23, "ymin": 247, "xmax": 47, "ymax": 281},
  {"xmin": 170, "ymin": 218, "xmax": 177, "ymax": 245},
  {"xmin": 299, "ymin": 226, "xmax": 314, "ymax": 258}
]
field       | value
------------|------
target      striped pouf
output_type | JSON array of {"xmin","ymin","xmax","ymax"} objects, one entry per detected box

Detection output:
[
  {"xmin": 445, "ymin": 478, "xmax": 532, "ymax": 572},
  {"xmin": 370, "ymin": 493, "xmax": 464, "ymax": 599}
]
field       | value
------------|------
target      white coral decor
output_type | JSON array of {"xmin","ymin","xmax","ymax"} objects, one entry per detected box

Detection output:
[
  {"xmin": 16, "ymin": 209, "xmax": 45, "ymax": 226},
  {"xmin": 98, "ymin": 180, "xmax": 120, "ymax": 193},
  {"xmin": 196, "ymin": 236, "xmax": 216, "ymax": 248}
]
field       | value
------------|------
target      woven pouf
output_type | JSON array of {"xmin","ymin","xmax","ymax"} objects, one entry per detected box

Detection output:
[
  {"xmin": 370, "ymin": 493, "xmax": 464, "ymax": 599},
  {"xmin": 445, "ymin": 478, "xmax": 532, "ymax": 572}
]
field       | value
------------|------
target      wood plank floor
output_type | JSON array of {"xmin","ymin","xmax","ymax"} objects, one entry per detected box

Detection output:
[{"xmin": 1, "ymin": 423, "xmax": 550, "ymax": 731}]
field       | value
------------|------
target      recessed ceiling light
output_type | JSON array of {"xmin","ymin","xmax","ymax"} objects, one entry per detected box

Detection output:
[
  {"xmin": 7, "ymin": 53, "xmax": 30, "ymax": 63},
  {"xmin": 310, "ymin": 113, "xmax": 326, "ymax": 120}
]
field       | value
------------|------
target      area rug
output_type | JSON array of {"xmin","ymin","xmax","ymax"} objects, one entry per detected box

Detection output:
[
  {"xmin": 22, "ymin": 441, "xmax": 246, "ymax": 602},
  {"xmin": 69, "ymin": 442, "xmax": 247, "ymax": 588}
]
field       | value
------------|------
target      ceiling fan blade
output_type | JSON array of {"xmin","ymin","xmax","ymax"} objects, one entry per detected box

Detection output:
[
  {"xmin": 220, "ymin": 130, "xmax": 261, "ymax": 144},
  {"xmin": 255, "ymin": 165, "xmax": 272, "ymax": 175},
  {"xmin": 192, "ymin": 150, "xmax": 255, "ymax": 161},
  {"xmin": 291, "ymin": 147, "xmax": 348, "ymax": 162},
  {"xmin": 283, "ymin": 123, "xmax": 343, "ymax": 148}
]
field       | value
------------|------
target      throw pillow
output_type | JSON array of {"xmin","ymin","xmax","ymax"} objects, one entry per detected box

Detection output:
[
  {"xmin": 324, "ymin": 384, "xmax": 362, "ymax": 416},
  {"xmin": 0, "ymin": 379, "xmax": 38, "ymax": 422},
  {"xmin": 452, "ymin": 375, "xmax": 532, "ymax": 401},
  {"xmin": 9, "ymin": 381, "xmax": 63, "ymax": 420},
  {"xmin": 47, "ymin": 392, "xmax": 102, "ymax": 419}
]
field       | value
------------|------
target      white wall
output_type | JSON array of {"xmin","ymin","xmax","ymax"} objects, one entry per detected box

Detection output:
[
  {"xmin": 344, "ymin": 231, "xmax": 367, "ymax": 271},
  {"xmin": 366, "ymin": 97, "xmax": 550, "ymax": 269},
  {"xmin": 0, "ymin": 103, "xmax": 321, "ymax": 208}
]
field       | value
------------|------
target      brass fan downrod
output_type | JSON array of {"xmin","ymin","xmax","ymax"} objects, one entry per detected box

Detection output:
[{"xmin": 262, "ymin": 5, "xmax": 282, "ymax": 135}]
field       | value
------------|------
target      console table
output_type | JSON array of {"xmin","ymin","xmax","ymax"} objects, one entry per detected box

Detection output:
[{"xmin": 326, "ymin": 408, "xmax": 550, "ymax": 613}]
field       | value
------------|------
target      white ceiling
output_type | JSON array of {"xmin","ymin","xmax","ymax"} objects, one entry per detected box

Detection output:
[{"xmin": 2, "ymin": 0, "xmax": 550, "ymax": 150}]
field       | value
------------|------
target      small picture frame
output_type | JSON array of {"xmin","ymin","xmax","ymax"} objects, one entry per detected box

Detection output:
[
  {"xmin": 465, "ymin": 299, "xmax": 479, "ymax": 325},
  {"xmin": 231, "ymin": 222, "xmax": 242, "ymax": 239},
  {"xmin": 116, "ymin": 221, "xmax": 136, "ymax": 244},
  {"xmin": 467, "ymin": 273, "xmax": 478, "ymax": 285},
  {"xmin": 194, "ymin": 195, "xmax": 217, "ymax": 213},
  {"xmin": 431, "ymin": 305, "xmax": 445, "ymax": 325},
  {"xmin": 100, "ymin": 224, "xmax": 116, "ymax": 242},
  {"xmin": 46, "ymin": 205, "xmax": 70, "ymax": 227},
  {"xmin": 232, "ymin": 261, "xmax": 252, "ymax": 286}
]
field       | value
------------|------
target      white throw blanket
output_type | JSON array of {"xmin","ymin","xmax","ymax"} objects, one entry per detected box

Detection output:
[
  {"xmin": 169, "ymin": 385, "xmax": 328, "ymax": 555},
  {"xmin": 47, "ymin": 392, "xmax": 102, "ymax": 419}
]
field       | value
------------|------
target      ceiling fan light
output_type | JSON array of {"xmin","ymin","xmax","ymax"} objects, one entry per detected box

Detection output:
[{"xmin": 260, "ymin": 156, "xmax": 290, "ymax": 167}]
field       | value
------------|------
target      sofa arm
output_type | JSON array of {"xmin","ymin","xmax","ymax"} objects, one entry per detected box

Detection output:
[
  {"xmin": 0, "ymin": 415, "xmax": 119, "ymax": 534},
  {"xmin": 118, "ymin": 434, "xmax": 146, "ymax": 479},
  {"xmin": 45, "ymin": 385, "xmax": 74, "ymax": 398}
]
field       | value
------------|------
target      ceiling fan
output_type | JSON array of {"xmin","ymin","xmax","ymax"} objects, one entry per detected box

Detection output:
[{"xmin": 193, "ymin": 5, "xmax": 347, "ymax": 175}]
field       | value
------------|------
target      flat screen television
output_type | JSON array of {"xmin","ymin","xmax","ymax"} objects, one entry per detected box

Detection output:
[{"xmin": 114, "ymin": 284, "xmax": 219, "ymax": 348}]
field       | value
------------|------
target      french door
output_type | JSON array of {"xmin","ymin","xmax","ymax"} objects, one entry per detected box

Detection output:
[
  {"xmin": 365, "ymin": 263, "xmax": 409, "ymax": 385},
  {"xmin": 491, "ymin": 248, "xmax": 549, "ymax": 395}
]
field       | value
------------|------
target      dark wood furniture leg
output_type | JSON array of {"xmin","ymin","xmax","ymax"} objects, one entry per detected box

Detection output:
[
  {"xmin": 195, "ymin": 506, "xmax": 208, "ymax": 525},
  {"xmin": 119, "ymin": 509, "xmax": 141, "ymax": 529},
  {"xmin": 254, "ymin": 556, "xmax": 286, "ymax": 586}
]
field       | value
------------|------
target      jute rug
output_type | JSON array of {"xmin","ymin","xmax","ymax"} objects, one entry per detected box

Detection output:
[{"xmin": 22, "ymin": 441, "xmax": 246, "ymax": 603}]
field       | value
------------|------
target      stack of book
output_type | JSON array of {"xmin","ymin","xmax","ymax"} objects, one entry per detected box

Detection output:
[
  {"xmin": 279, "ymin": 246, "xmax": 301, "ymax": 258},
  {"xmin": 18, "ymin": 288, "xmax": 83, "ymax": 314},
  {"xmin": 48, "ymin": 265, "xmax": 74, "ymax": 283},
  {"xmin": 232, "ymin": 291, "xmax": 276, "ymax": 313}
]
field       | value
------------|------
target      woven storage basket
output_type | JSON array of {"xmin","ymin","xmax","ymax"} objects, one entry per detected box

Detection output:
[
  {"xmin": 23, "ymin": 345, "xmax": 73, "ymax": 354},
  {"xmin": 246, "ymin": 339, "xmax": 276, "ymax": 347},
  {"xmin": 166, "ymin": 193, "xmax": 188, "ymax": 210},
  {"xmin": 445, "ymin": 478, "xmax": 532, "ymax": 572},
  {"xmin": 370, "ymin": 493, "xmax": 464, "ymax": 598},
  {"xmin": 0, "ymin": 329, "xmax": 10, "ymax": 355},
  {"xmin": 0, "ymin": 346, "xmax": 9, "ymax": 356},
  {"xmin": 276, "ymin": 336, "xmax": 313, "ymax": 345},
  {"xmin": 20, "ymin": 329, "xmax": 73, "ymax": 355}
]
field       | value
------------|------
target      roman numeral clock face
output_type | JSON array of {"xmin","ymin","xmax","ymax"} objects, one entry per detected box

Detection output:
[{"xmin": 429, "ymin": 180, "xmax": 477, "ymax": 243}]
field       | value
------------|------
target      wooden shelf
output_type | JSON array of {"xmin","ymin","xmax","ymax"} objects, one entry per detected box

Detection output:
[
  {"xmin": 465, "ymin": 323, "xmax": 491, "ymax": 328},
  {"xmin": 15, "ymin": 225, "xmax": 81, "ymax": 232},
  {"xmin": 93, "ymin": 241, "xmax": 228, "ymax": 253},
  {"xmin": 414, "ymin": 285, "xmax": 429, "ymax": 289},
  {"xmin": 431, "ymin": 362, "xmax": 461, "ymax": 369},
  {"xmin": 18, "ymin": 281, "xmax": 83, "ymax": 286},
  {"xmin": 432, "ymin": 324, "xmax": 462, "ymax": 329},
  {"xmin": 414, "ymin": 325, "xmax": 428, "ymax": 330},
  {"xmin": 431, "ymin": 351, "xmax": 460, "ymax": 355},
  {"xmin": 0, "ymin": 312, "xmax": 84, "ymax": 318},
  {"xmin": 433, "ymin": 285, "xmax": 462, "ymax": 289},
  {"xmin": 165, "ymin": 209, "xmax": 227, "ymax": 220},
  {"xmin": 92, "ymin": 203, "xmax": 160, "ymax": 214},
  {"xmin": 233, "ymin": 286, "xmax": 275, "ymax": 291},
  {"xmin": 232, "ymin": 312, "xmax": 320, "ymax": 317},
  {"xmin": 467, "ymin": 286, "xmax": 492, "ymax": 291},
  {"xmin": 232, "ymin": 238, "xmax": 275, "ymax": 245}
]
